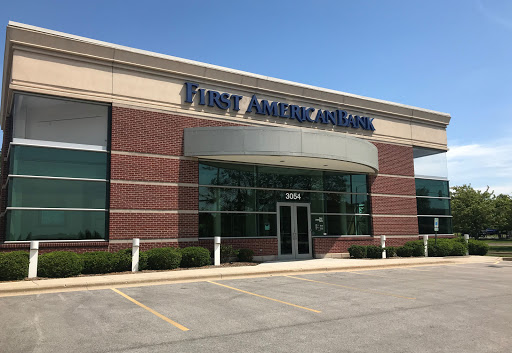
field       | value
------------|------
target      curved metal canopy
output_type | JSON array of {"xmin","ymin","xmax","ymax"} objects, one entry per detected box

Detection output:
[{"xmin": 184, "ymin": 126, "xmax": 379, "ymax": 174}]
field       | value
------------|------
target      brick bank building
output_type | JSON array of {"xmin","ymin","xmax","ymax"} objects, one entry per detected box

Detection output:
[{"xmin": 0, "ymin": 23, "xmax": 452, "ymax": 260}]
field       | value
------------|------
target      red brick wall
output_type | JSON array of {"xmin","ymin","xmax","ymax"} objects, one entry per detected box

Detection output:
[
  {"xmin": 111, "ymin": 106, "xmax": 241, "ymax": 155},
  {"xmin": 199, "ymin": 238, "xmax": 278, "ymax": 256},
  {"xmin": 107, "ymin": 239, "xmax": 279, "ymax": 254},
  {"xmin": 371, "ymin": 142, "xmax": 414, "ymax": 176},
  {"xmin": 108, "ymin": 241, "xmax": 182, "ymax": 252},
  {"xmin": 313, "ymin": 236, "xmax": 419, "ymax": 254},
  {"xmin": 371, "ymin": 196, "xmax": 417, "ymax": 215},
  {"xmin": 0, "ymin": 104, "xmax": 423, "ymax": 255},
  {"xmin": 109, "ymin": 106, "xmax": 245, "ymax": 250},
  {"xmin": 372, "ymin": 217, "xmax": 419, "ymax": 235},
  {"xmin": 111, "ymin": 154, "xmax": 198, "ymax": 183},
  {"xmin": 109, "ymin": 212, "xmax": 198, "ymax": 239},
  {"xmin": 110, "ymin": 184, "xmax": 198, "ymax": 210},
  {"xmin": 369, "ymin": 175, "xmax": 416, "ymax": 196},
  {"xmin": 0, "ymin": 241, "xmax": 108, "ymax": 253},
  {"xmin": 369, "ymin": 142, "xmax": 418, "ymax": 237}
]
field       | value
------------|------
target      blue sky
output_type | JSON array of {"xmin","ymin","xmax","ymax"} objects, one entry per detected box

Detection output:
[{"xmin": 1, "ymin": 0, "xmax": 511, "ymax": 194}]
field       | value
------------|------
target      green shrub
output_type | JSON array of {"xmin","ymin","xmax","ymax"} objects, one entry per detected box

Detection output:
[
  {"xmin": 453, "ymin": 237, "xmax": 469, "ymax": 254},
  {"xmin": 366, "ymin": 245, "xmax": 382, "ymax": 259},
  {"xmin": 404, "ymin": 240, "xmax": 425, "ymax": 257},
  {"xmin": 428, "ymin": 238, "xmax": 459, "ymax": 257},
  {"xmin": 454, "ymin": 237, "xmax": 467, "ymax": 245},
  {"xmin": 385, "ymin": 246, "xmax": 396, "ymax": 257},
  {"xmin": 139, "ymin": 251, "xmax": 149, "ymax": 270},
  {"xmin": 220, "ymin": 245, "xmax": 238, "ymax": 263},
  {"xmin": 426, "ymin": 242, "xmax": 436, "ymax": 256},
  {"xmin": 180, "ymin": 247, "xmax": 211, "ymax": 268},
  {"xmin": 81, "ymin": 251, "xmax": 118, "ymax": 274},
  {"xmin": 348, "ymin": 245, "xmax": 367, "ymax": 259},
  {"xmin": 396, "ymin": 246, "xmax": 413, "ymax": 257},
  {"xmin": 450, "ymin": 242, "xmax": 466, "ymax": 256},
  {"xmin": 468, "ymin": 239, "xmax": 489, "ymax": 255},
  {"xmin": 0, "ymin": 251, "xmax": 29, "ymax": 281},
  {"xmin": 237, "ymin": 248, "xmax": 255, "ymax": 262},
  {"xmin": 115, "ymin": 248, "xmax": 149, "ymax": 271},
  {"xmin": 145, "ymin": 247, "xmax": 182, "ymax": 270},
  {"xmin": 115, "ymin": 248, "xmax": 132, "ymax": 272},
  {"xmin": 429, "ymin": 240, "xmax": 450, "ymax": 257},
  {"xmin": 38, "ymin": 251, "xmax": 83, "ymax": 278}
]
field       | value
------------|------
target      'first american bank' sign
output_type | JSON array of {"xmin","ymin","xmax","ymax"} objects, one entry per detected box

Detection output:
[{"xmin": 184, "ymin": 82, "xmax": 376, "ymax": 131}]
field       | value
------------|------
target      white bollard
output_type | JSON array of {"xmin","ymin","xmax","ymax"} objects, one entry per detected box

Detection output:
[
  {"xmin": 132, "ymin": 238, "xmax": 140, "ymax": 272},
  {"xmin": 464, "ymin": 234, "xmax": 469, "ymax": 256},
  {"xmin": 214, "ymin": 236, "xmax": 221, "ymax": 266},
  {"xmin": 381, "ymin": 235, "xmax": 386, "ymax": 259},
  {"xmin": 423, "ymin": 235, "xmax": 429, "ymax": 257},
  {"xmin": 28, "ymin": 241, "xmax": 39, "ymax": 279}
]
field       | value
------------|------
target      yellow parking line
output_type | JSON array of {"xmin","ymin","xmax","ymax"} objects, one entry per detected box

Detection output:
[
  {"xmin": 207, "ymin": 281, "xmax": 321, "ymax": 313},
  {"xmin": 400, "ymin": 268, "xmax": 431, "ymax": 272},
  {"xmin": 348, "ymin": 271, "xmax": 387, "ymax": 278},
  {"xmin": 286, "ymin": 275, "xmax": 416, "ymax": 300},
  {"xmin": 111, "ymin": 288, "xmax": 189, "ymax": 331}
]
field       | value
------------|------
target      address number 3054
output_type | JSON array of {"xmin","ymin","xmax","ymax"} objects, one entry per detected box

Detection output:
[{"xmin": 285, "ymin": 192, "xmax": 302, "ymax": 200}]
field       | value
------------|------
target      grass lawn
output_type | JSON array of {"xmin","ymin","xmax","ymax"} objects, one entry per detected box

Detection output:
[
  {"xmin": 487, "ymin": 253, "xmax": 512, "ymax": 257},
  {"xmin": 487, "ymin": 245, "xmax": 512, "ymax": 257},
  {"xmin": 483, "ymin": 239, "xmax": 512, "ymax": 247},
  {"xmin": 487, "ymin": 246, "xmax": 512, "ymax": 252}
]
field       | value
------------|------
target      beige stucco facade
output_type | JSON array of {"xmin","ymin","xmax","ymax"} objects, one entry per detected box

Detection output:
[{"xmin": 1, "ymin": 22, "xmax": 450, "ymax": 150}]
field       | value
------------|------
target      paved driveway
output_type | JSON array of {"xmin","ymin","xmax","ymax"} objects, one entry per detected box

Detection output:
[{"xmin": 1, "ymin": 261, "xmax": 511, "ymax": 353}]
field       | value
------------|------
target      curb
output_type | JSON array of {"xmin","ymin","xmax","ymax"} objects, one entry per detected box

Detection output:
[{"xmin": 0, "ymin": 259, "xmax": 466, "ymax": 297}]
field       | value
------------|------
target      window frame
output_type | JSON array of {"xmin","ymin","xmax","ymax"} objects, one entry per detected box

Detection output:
[{"xmin": 2, "ymin": 92, "xmax": 111, "ymax": 242}]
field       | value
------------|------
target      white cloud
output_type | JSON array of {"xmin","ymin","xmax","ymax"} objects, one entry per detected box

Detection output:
[
  {"xmin": 447, "ymin": 139, "xmax": 512, "ymax": 195},
  {"xmin": 475, "ymin": 0, "xmax": 512, "ymax": 31}
]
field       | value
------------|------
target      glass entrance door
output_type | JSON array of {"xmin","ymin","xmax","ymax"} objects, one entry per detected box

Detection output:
[{"xmin": 277, "ymin": 202, "xmax": 312, "ymax": 259}]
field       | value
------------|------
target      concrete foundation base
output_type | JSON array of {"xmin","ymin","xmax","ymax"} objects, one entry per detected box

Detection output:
[{"xmin": 315, "ymin": 253, "xmax": 350, "ymax": 259}]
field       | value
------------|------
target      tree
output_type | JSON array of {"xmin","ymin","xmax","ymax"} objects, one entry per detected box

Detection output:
[
  {"xmin": 493, "ymin": 194, "xmax": 512, "ymax": 238},
  {"xmin": 451, "ymin": 185, "xmax": 494, "ymax": 238}
]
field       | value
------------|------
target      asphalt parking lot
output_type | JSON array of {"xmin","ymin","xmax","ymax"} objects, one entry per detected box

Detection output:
[{"xmin": 1, "ymin": 261, "xmax": 511, "ymax": 353}]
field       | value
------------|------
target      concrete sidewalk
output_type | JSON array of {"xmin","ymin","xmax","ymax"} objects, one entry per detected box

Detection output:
[{"xmin": 0, "ymin": 256, "xmax": 501, "ymax": 297}]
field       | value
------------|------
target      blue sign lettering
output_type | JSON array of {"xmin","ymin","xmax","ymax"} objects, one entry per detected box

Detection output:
[{"xmin": 183, "ymin": 82, "xmax": 376, "ymax": 131}]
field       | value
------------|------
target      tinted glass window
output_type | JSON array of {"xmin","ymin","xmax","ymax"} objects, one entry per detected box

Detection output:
[
  {"xmin": 413, "ymin": 148, "xmax": 448, "ymax": 179},
  {"xmin": 10, "ymin": 145, "xmax": 108, "ymax": 179},
  {"xmin": 198, "ymin": 162, "xmax": 255, "ymax": 187},
  {"xmin": 418, "ymin": 216, "xmax": 453, "ymax": 234},
  {"xmin": 312, "ymin": 215, "xmax": 371, "ymax": 236},
  {"xmin": 198, "ymin": 161, "xmax": 370, "ymax": 238},
  {"xmin": 8, "ymin": 178, "xmax": 108, "ymax": 209},
  {"xmin": 198, "ymin": 213, "xmax": 277, "ymax": 237},
  {"xmin": 415, "ymin": 179, "xmax": 449, "ymax": 197},
  {"xmin": 417, "ymin": 198, "xmax": 451, "ymax": 216},
  {"xmin": 199, "ymin": 161, "xmax": 368, "ymax": 193},
  {"xmin": 322, "ymin": 172, "xmax": 349, "ymax": 192},
  {"xmin": 350, "ymin": 175, "xmax": 368, "ymax": 193},
  {"xmin": 6, "ymin": 210, "xmax": 107, "ymax": 241},
  {"xmin": 257, "ymin": 166, "xmax": 323, "ymax": 190},
  {"xmin": 324, "ymin": 193, "xmax": 369, "ymax": 214},
  {"xmin": 13, "ymin": 94, "xmax": 109, "ymax": 147},
  {"xmin": 199, "ymin": 187, "xmax": 369, "ymax": 215},
  {"xmin": 199, "ymin": 187, "xmax": 255, "ymax": 212}
]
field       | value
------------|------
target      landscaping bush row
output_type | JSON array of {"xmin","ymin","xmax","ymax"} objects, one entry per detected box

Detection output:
[
  {"xmin": 348, "ymin": 238, "xmax": 489, "ymax": 259},
  {"xmin": 348, "ymin": 245, "xmax": 391, "ymax": 259},
  {"xmin": 468, "ymin": 239, "xmax": 490, "ymax": 255},
  {"xmin": 0, "ymin": 245, "xmax": 255, "ymax": 281}
]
